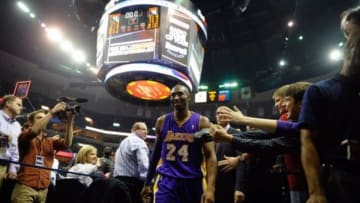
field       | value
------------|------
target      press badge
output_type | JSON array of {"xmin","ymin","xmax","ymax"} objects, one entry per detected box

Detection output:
[{"xmin": 35, "ymin": 155, "xmax": 44, "ymax": 167}]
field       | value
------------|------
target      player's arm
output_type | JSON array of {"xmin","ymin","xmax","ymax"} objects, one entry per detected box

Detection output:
[
  {"xmin": 141, "ymin": 116, "xmax": 165, "ymax": 200},
  {"xmin": 200, "ymin": 116, "xmax": 217, "ymax": 203}
]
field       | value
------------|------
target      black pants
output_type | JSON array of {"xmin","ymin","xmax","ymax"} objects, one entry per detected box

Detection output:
[
  {"xmin": 322, "ymin": 164, "xmax": 360, "ymax": 203},
  {"xmin": 116, "ymin": 176, "xmax": 144, "ymax": 203}
]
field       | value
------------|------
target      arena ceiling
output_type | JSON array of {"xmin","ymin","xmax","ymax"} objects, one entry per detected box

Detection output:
[{"xmin": 0, "ymin": 0, "xmax": 357, "ymax": 92}]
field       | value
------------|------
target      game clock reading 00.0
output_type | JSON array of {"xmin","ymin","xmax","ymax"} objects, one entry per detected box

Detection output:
[{"xmin": 108, "ymin": 6, "xmax": 159, "ymax": 35}]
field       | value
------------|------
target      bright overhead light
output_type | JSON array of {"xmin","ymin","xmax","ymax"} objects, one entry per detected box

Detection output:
[
  {"xmin": 287, "ymin": 20, "xmax": 294, "ymax": 27},
  {"xmin": 60, "ymin": 41, "xmax": 73, "ymax": 52},
  {"xmin": 46, "ymin": 28, "xmax": 63, "ymax": 43},
  {"xmin": 198, "ymin": 85, "xmax": 208, "ymax": 90},
  {"xmin": 29, "ymin": 13, "xmax": 35, "ymax": 18},
  {"xmin": 41, "ymin": 23, "xmax": 46, "ymax": 28},
  {"xmin": 329, "ymin": 49, "xmax": 343, "ymax": 61},
  {"xmin": 41, "ymin": 105, "xmax": 50, "ymax": 111},
  {"xmin": 298, "ymin": 35, "xmax": 303, "ymax": 40},
  {"xmin": 219, "ymin": 82, "xmax": 238, "ymax": 89},
  {"xmin": 84, "ymin": 117, "xmax": 94, "ymax": 125},
  {"xmin": 279, "ymin": 59, "xmax": 286, "ymax": 66},
  {"xmin": 72, "ymin": 50, "xmax": 86, "ymax": 63},
  {"xmin": 89, "ymin": 67, "xmax": 99, "ymax": 75},
  {"xmin": 17, "ymin": 1, "xmax": 30, "ymax": 13},
  {"xmin": 338, "ymin": 42, "xmax": 344, "ymax": 47},
  {"xmin": 113, "ymin": 122, "xmax": 120, "ymax": 127}
]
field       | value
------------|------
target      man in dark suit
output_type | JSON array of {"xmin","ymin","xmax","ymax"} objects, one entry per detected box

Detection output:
[{"xmin": 215, "ymin": 106, "xmax": 245, "ymax": 203}]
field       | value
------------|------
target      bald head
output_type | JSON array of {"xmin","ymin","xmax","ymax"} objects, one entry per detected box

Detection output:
[{"xmin": 171, "ymin": 85, "xmax": 190, "ymax": 96}]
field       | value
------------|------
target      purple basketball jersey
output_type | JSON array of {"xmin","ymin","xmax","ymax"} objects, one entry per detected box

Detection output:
[{"xmin": 157, "ymin": 112, "xmax": 205, "ymax": 179}]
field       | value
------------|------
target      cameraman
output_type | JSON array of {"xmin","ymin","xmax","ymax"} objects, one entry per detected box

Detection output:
[{"xmin": 11, "ymin": 102, "xmax": 75, "ymax": 203}]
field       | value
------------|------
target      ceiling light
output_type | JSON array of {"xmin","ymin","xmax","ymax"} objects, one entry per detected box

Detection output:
[
  {"xmin": 46, "ymin": 28, "xmax": 63, "ymax": 43},
  {"xmin": 41, "ymin": 105, "xmax": 50, "ymax": 111},
  {"xmin": 329, "ymin": 49, "xmax": 343, "ymax": 61},
  {"xmin": 198, "ymin": 85, "xmax": 208, "ymax": 90},
  {"xmin": 279, "ymin": 59, "xmax": 286, "ymax": 66},
  {"xmin": 287, "ymin": 20, "xmax": 294, "ymax": 27},
  {"xmin": 89, "ymin": 67, "xmax": 99, "ymax": 75},
  {"xmin": 84, "ymin": 117, "xmax": 94, "ymax": 125},
  {"xmin": 17, "ymin": 1, "xmax": 30, "ymax": 13},
  {"xmin": 72, "ymin": 50, "xmax": 86, "ymax": 63},
  {"xmin": 60, "ymin": 41, "xmax": 73, "ymax": 52}
]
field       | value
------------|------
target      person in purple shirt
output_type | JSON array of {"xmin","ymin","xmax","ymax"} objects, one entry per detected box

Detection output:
[
  {"xmin": 210, "ymin": 82, "xmax": 311, "ymax": 203},
  {"xmin": 299, "ymin": 7, "xmax": 360, "ymax": 203},
  {"xmin": 141, "ymin": 84, "xmax": 217, "ymax": 203},
  {"xmin": 210, "ymin": 82, "xmax": 311, "ymax": 154}
]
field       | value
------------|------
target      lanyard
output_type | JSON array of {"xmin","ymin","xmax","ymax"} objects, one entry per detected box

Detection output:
[{"xmin": 37, "ymin": 135, "xmax": 43, "ymax": 156}]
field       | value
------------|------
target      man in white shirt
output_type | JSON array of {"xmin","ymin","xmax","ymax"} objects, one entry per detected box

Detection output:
[
  {"xmin": 0, "ymin": 95, "xmax": 22, "ymax": 190},
  {"xmin": 114, "ymin": 122, "xmax": 149, "ymax": 203}
]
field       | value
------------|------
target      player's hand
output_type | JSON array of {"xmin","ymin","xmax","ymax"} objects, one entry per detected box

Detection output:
[
  {"xmin": 201, "ymin": 189, "xmax": 214, "ymax": 203},
  {"xmin": 141, "ymin": 185, "xmax": 153, "ymax": 203},
  {"xmin": 234, "ymin": 190, "xmax": 245, "ymax": 203},
  {"xmin": 306, "ymin": 194, "xmax": 327, "ymax": 203},
  {"xmin": 218, "ymin": 155, "xmax": 241, "ymax": 172}
]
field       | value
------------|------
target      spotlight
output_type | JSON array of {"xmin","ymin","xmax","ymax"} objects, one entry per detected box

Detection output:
[
  {"xmin": 72, "ymin": 50, "xmax": 86, "ymax": 63},
  {"xmin": 279, "ymin": 59, "xmax": 286, "ymax": 67},
  {"xmin": 17, "ymin": 1, "xmax": 30, "ymax": 13},
  {"xmin": 46, "ymin": 28, "xmax": 63, "ymax": 43},
  {"xmin": 287, "ymin": 20, "xmax": 294, "ymax": 27},
  {"xmin": 329, "ymin": 49, "xmax": 343, "ymax": 61}
]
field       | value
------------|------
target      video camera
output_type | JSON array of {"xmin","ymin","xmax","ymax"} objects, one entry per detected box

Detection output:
[{"xmin": 55, "ymin": 97, "xmax": 88, "ymax": 119}]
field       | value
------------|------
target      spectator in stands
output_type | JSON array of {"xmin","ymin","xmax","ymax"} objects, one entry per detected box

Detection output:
[
  {"xmin": 98, "ymin": 146, "xmax": 114, "ymax": 178},
  {"xmin": 214, "ymin": 106, "xmax": 245, "ymax": 203},
  {"xmin": 299, "ymin": 7, "xmax": 360, "ymax": 203},
  {"xmin": 67, "ymin": 144, "xmax": 104, "ymax": 186}
]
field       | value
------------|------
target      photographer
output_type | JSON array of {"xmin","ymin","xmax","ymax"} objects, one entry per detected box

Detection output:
[{"xmin": 11, "ymin": 102, "xmax": 75, "ymax": 203}]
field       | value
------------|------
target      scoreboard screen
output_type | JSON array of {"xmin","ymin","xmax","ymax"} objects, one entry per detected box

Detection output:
[
  {"xmin": 97, "ymin": 0, "xmax": 208, "ymax": 104},
  {"xmin": 99, "ymin": 6, "xmax": 161, "ymax": 64}
]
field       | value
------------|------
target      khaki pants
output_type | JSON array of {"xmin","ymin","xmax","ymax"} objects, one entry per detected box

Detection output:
[
  {"xmin": 0, "ymin": 165, "xmax": 7, "ymax": 190},
  {"xmin": 11, "ymin": 183, "xmax": 48, "ymax": 203}
]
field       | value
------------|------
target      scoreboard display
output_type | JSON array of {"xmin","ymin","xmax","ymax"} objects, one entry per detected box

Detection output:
[{"xmin": 96, "ymin": 0, "xmax": 207, "ymax": 104}]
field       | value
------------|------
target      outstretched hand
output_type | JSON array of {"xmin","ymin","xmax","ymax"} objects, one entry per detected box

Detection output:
[
  {"xmin": 209, "ymin": 124, "xmax": 232, "ymax": 143},
  {"xmin": 217, "ymin": 106, "xmax": 246, "ymax": 125},
  {"xmin": 218, "ymin": 155, "xmax": 242, "ymax": 172}
]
